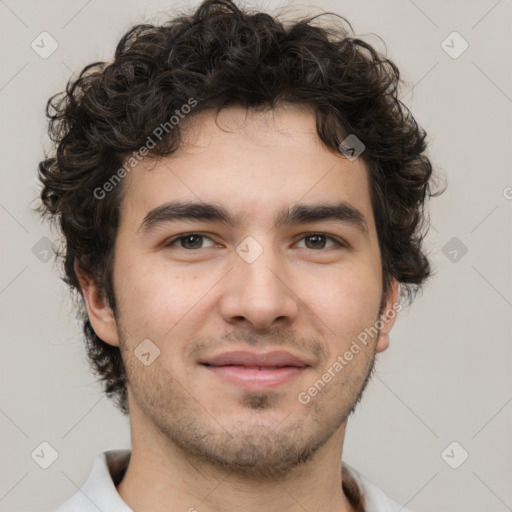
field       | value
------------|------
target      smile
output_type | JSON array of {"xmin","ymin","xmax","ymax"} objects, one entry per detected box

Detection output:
[{"xmin": 201, "ymin": 364, "xmax": 308, "ymax": 390}]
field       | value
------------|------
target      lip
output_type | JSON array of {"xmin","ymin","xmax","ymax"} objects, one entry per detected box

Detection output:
[
  {"xmin": 200, "ymin": 350, "xmax": 310, "ymax": 368},
  {"xmin": 199, "ymin": 350, "xmax": 311, "ymax": 391}
]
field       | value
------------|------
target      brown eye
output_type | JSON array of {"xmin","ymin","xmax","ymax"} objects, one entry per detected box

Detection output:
[
  {"xmin": 165, "ymin": 233, "xmax": 215, "ymax": 250},
  {"xmin": 296, "ymin": 233, "xmax": 343, "ymax": 250}
]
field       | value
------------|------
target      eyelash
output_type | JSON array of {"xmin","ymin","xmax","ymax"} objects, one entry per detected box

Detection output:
[{"xmin": 163, "ymin": 232, "xmax": 346, "ymax": 250}]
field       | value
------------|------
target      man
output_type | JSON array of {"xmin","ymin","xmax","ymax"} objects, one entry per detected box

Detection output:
[{"xmin": 38, "ymin": 0, "xmax": 441, "ymax": 510}]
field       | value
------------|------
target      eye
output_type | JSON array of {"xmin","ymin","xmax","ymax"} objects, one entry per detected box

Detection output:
[
  {"xmin": 295, "ymin": 233, "xmax": 344, "ymax": 250},
  {"xmin": 164, "ymin": 233, "xmax": 215, "ymax": 250},
  {"xmin": 163, "ymin": 232, "xmax": 345, "ymax": 251}
]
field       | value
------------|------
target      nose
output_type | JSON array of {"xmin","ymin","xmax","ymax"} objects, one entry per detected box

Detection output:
[{"xmin": 218, "ymin": 240, "xmax": 299, "ymax": 331}]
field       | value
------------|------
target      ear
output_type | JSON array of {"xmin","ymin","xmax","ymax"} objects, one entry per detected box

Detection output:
[
  {"xmin": 74, "ymin": 261, "xmax": 120, "ymax": 347},
  {"xmin": 375, "ymin": 278, "xmax": 401, "ymax": 353}
]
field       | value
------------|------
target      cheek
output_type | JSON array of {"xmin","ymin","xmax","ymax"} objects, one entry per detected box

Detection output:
[
  {"xmin": 114, "ymin": 256, "xmax": 212, "ymax": 340},
  {"xmin": 305, "ymin": 267, "xmax": 381, "ymax": 345}
]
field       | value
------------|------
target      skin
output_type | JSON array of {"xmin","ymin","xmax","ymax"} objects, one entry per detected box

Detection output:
[{"xmin": 77, "ymin": 104, "xmax": 400, "ymax": 512}]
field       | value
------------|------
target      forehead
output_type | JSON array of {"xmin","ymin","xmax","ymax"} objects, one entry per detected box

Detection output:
[{"xmin": 119, "ymin": 105, "xmax": 376, "ymax": 234}]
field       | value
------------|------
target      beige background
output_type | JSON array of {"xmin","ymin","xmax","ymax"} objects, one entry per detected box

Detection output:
[{"xmin": 0, "ymin": 1, "xmax": 511, "ymax": 511}]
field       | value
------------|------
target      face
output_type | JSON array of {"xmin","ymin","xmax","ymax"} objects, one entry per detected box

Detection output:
[{"xmin": 83, "ymin": 104, "xmax": 399, "ymax": 479}]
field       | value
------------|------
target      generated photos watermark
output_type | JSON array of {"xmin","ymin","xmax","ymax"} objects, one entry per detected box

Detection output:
[
  {"xmin": 298, "ymin": 300, "xmax": 403, "ymax": 405},
  {"xmin": 93, "ymin": 97, "xmax": 198, "ymax": 200}
]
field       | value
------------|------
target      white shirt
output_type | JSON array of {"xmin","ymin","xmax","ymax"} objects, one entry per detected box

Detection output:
[{"xmin": 55, "ymin": 450, "xmax": 411, "ymax": 512}]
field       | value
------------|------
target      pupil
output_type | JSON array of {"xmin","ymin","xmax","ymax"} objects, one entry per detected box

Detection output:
[
  {"xmin": 184, "ymin": 235, "xmax": 201, "ymax": 248},
  {"xmin": 307, "ymin": 235, "xmax": 324, "ymax": 249}
]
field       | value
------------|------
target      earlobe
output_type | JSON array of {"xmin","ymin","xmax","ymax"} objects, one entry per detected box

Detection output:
[
  {"xmin": 74, "ymin": 261, "xmax": 120, "ymax": 347},
  {"xmin": 376, "ymin": 279, "xmax": 401, "ymax": 353},
  {"xmin": 376, "ymin": 333, "xmax": 390, "ymax": 353}
]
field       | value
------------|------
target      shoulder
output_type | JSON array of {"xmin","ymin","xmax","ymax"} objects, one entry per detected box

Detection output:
[
  {"xmin": 343, "ymin": 463, "xmax": 414, "ymax": 512},
  {"xmin": 54, "ymin": 491, "xmax": 95, "ymax": 512},
  {"xmin": 53, "ymin": 451, "xmax": 132, "ymax": 512}
]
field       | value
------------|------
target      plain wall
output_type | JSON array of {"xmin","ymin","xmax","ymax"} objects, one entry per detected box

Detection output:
[{"xmin": 0, "ymin": 1, "xmax": 510, "ymax": 511}]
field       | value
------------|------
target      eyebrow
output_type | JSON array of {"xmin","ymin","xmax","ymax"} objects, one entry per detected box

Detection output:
[{"xmin": 137, "ymin": 200, "xmax": 369, "ymax": 237}]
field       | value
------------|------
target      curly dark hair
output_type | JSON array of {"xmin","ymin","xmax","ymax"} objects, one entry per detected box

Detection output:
[{"xmin": 37, "ymin": 0, "xmax": 444, "ymax": 421}]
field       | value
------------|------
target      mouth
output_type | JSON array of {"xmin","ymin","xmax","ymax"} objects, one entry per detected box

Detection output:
[{"xmin": 199, "ymin": 350, "xmax": 311, "ymax": 390}]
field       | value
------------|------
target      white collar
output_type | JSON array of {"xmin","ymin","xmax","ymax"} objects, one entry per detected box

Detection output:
[
  {"xmin": 55, "ymin": 450, "xmax": 410, "ymax": 512},
  {"xmin": 55, "ymin": 450, "xmax": 133, "ymax": 512}
]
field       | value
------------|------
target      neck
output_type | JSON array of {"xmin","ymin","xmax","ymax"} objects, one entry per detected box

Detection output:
[{"xmin": 116, "ymin": 403, "xmax": 359, "ymax": 512}]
